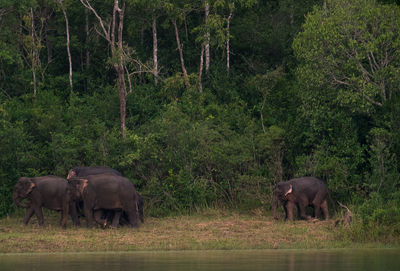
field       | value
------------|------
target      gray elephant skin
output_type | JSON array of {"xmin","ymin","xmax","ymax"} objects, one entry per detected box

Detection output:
[
  {"xmin": 67, "ymin": 174, "xmax": 140, "ymax": 228},
  {"xmin": 272, "ymin": 177, "xmax": 329, "ymax": 221},
  {"xmin": 67, "ymin": 166, "xmax": 122, "ymax": 179},
  {"xmin": 67, "ymin": 166, "xmax": 144, "ymax": 224},
  {"xmin": 13, "ymin": 175, "xmax": 80, "ymax": 227}
]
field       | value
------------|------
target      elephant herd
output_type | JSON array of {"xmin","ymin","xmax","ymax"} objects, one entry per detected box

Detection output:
[
  {"xmin": 13, "ymin": 166, "xmax": 143, "ymax": 228},
  {"xmin": 13, "ymin": 168, "xmax": 330, "ymax": 228}
]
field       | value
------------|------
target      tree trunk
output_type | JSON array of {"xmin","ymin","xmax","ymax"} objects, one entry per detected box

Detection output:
[
  {"xmin": 290, "ymin": 1, "xmax": 294, "ymax": 27},
  {"xmin": 204, "ymin": 1, "xmax": 210, "ymax": 74},
  {"xmin": 80, "ymin": 0, "xmax": 129, "ymax": 138},
  {"xmin": 115, "ymin": 0, "xmax": 127, "ymax": 138},
  {"xmin": 30, "ymin": 8, "xmax": 37, "ymax": 96},
  {"xmin": 85, "ymin": 8, "xmax": 90, "ymax": 69},
  {"xmin": 59, "ymin": 0, "xmax": 73, "ymax": 92},
  {"xmin": 116, "ymin": 64, "xmax": 127, "ymax": 138},
  {"xmin": 152, "ymin": 13, "xmax": 159, "ymax": 85},
  {"xmin": 198, "ymin": 44, "xmax": 204, "ymax": 93},
  {"xmin": 45, "ymin": 28, "xmax": 53, "ymax": 65},
  {"xmin": 172, "ymin": 19, "xmax": 189, "ymax": 89},
  {"xmin": 226, "ymin": 11, "xmax": 233, "ymax": 74}
]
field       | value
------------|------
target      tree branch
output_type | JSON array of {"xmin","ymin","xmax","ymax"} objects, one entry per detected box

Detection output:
[{"xmin": 79, "ymin": 0, "xmax": 110, "ymax": 43}]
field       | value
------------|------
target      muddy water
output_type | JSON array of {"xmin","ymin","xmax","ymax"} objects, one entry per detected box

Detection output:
[{"xmin": 0, "ymin": 249, "xmax": 399, "ymax": 271}]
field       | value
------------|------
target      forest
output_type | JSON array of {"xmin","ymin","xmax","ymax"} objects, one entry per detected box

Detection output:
[{"xmin": 0, "ymin": 0, "xmax": 400, "ymax": 235}]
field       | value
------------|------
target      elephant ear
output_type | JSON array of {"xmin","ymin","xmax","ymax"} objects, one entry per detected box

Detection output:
[
  {"xmin": 28, "ymin": 182, "xmax": 35, "ymax": 193},
  {"xmin": 284, "ymin": 184, "xmax": 293, "ymax": 197},
  {"xmin": 78, "ymin": 178, "xmax": 89, "ymax": 195},
  {"xmin": 67, "ymin": 170, "xmax": 76, "ymax": 180},
  {"xmin": 19, "ymin": 179, "xmax": 36, "ymax": 196}
]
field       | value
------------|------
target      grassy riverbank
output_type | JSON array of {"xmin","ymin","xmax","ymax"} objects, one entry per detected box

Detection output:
[{"xmin": 0, "ymin": 210, "xmax": 398, "ymax": 253}]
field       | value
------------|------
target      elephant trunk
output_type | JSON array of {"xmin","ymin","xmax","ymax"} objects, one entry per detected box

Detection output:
[
  {"xmin": 272, "ymin": 195, "xmax": 278, "ymax": 219},
  {"xmin": 12, "ymin": 190, "xmax": 30, "ymax": 208}
]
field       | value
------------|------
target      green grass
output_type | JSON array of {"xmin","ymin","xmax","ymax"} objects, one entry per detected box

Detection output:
[{"xmin": 0, "ymin": 209, "xmax": 399, "ymax": 253}]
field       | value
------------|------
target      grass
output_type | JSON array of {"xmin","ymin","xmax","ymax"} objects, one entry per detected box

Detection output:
[{"xmin": 0, "ymin": 209, "xmax": 399, "ymax": 253}]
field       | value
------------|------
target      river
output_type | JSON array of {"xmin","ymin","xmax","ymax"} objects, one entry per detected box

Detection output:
[{"xmin": 0, "ymin": 249, "xmax": 399, "ymax": 271}]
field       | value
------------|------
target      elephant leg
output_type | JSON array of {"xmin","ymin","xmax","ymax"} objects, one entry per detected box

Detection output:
[
  {"xmin": 110, "ymin": 210, "xmax": 122, "ymax": 228},
  {"xmin": 84, "ymin": 205, "xmax": 94, "ymax": 227},
  {"xmin": 298, "ymin": 199, "xmax": 311, "ymax": 220},
  {"xmin": 23, "ymin": 207, "xmax": 35, "ymax": 225},
  {"xmin": 126, "ymin": 208, "xmax": 139, "ymax": 227},
  {"xmin": 34, "ymin": 206, "xmax": 44, "ymax": 226},
  {"xmin": 119, "ymin": 212, "xmax": 129, "ymax": 225},
  {"xmin": 286, "ymin": 201, "xmax": 295, "ymax": 221},
  {"xmin": 320, "ymin": 200, "xmax": 329, "ymax": 220},
  {"xmin": 60, "ymin": 203, "xmax": 69, "ymax": 228},
  {"xmin": 94, "ymin": 210, "xmax": 107, "ymax": 228},
  {"xmin": 313, "ymin": 201, "xmax": 321, "ymax": 219},
  {"xmin": 284, "ymin": 204, "xmax": 288, "ymax": 219},
  {"xmin": 296, "ymin": 203, "xmax": 301, "ymax": 219},
  {"xmin": 105, "ymin": 210, "xmax": 115, "ymax": 224},
  {"xmin": 77, "ymin": 201, "xmax": 85, "ymax": 218},
  {"xmin": 69, "ymin": 202, "xmax": 80, "ymax": 226},
  {"xmin": 279, "ymin": 199, "xmax": 288, "ymax": 219}
]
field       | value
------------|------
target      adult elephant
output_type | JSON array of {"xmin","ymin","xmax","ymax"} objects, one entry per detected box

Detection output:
[
  {"xmin": 13, "ymin": 176, "xmax": 79, "ymax": 227},
  {"xmin": 67, "ymin": 166, "xmax": 144, "ymax": 223},
  {"xmin": 67, "ymin": 174, "xmax": 140, "ymax": 228},
  {"xmin": 67, "ymin": 166, "xmax": 122, "ymax": 179},
  {"xmin": 272, "ymin": 177, "xmax": 329, "ymax": 221}
]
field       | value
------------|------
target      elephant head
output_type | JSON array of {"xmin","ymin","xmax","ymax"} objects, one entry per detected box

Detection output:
[
  {"xmin": 272, "ymin": 182, "xmax": 293, "ymax": 219},
  {"xmin": 67, "ymin": 169, "xmax": 77, "ymax": 180},
  {"xmin": 13, "ymin": 177, "xmax": 35, "ymax": 208},
  {"xmin": 67, "ymin": 178, "xmax": 88, "ymax": 200}
]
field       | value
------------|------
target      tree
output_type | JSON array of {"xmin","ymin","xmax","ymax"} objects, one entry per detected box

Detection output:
[
  {"xmin": 164, "ymin": 1, "xmax": 195, "ymax": 89},
  {"xmin": 293, "ymin": 0, "xmax": 400, "ymax": 113},
  {"xmin": 80, "ymin": 0, "xmax": 129, "ymax": 137},
  {"xmin": 57, "ymin": 0, "xmax": 73, "ymax": 92}
]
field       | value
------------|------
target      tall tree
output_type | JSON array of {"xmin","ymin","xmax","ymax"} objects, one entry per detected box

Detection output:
[
  {"xmin": 152, "ymin": 12, "xmax": 159, "ymax": 85},
  {"xmin": 293, "ymin": 0, "xmax": 400, "ymax": 112},
  {"xmin": 80, "ymin": 0, "xmax": 129, "ymax": 137},
  {"xmin": 204, "ymin": 0, "xmax": 210, "ymax": 74},
  {"xmin": 172, "ymin": 18, "xmax": 189, "ymax": 89},
  {"xmin": 29, "ymin": 7, "xmax": 38, "ymax": 96},
  {"xmin": 58, "ymin": 0, "xmax": 73, "ymax": 92},
  {"xmin": 164, "ymin": 1, "xmax": 195, "ymax": 89}
]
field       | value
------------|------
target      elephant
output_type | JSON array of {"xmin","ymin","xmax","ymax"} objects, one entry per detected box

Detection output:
[
  {"xmin": 13, "ymin": 175, "xmax": 80, "ymax": 227},
  {"xmin": 272, "ymin": 177, "xmax": 329, "ymax": 221},
  {"xmin": 67, "ymin": 166, "xmax": 144, "ymax": 224},
  {"xmin": 67, "ymin": 166, "xmax": 122, "ymax": 179},
  {"xmin": 67, "ymin": 174, "xmax": 140, "ymax": 228}
]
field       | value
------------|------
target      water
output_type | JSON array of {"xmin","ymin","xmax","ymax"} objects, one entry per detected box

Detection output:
[{"xmin": 0, "ymin": 249, "xmax": 399, "ymax": 271}]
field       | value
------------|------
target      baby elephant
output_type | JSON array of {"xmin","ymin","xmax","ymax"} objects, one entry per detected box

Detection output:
[{"xmin": 272, "ymin": 177, "xmax": 329, "ymax": 221}]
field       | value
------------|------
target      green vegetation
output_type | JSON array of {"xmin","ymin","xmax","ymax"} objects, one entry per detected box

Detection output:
[{"xmin": 1, "ymin": 0, "xmax": 400, "ymax": 245}]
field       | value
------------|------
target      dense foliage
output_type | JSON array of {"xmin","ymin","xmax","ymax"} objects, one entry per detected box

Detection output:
[{"xmin": 1, "ymin": 0, "xmax": 399, "ymax": 233}]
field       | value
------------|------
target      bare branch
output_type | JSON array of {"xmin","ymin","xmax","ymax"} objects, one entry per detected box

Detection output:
[
  {"xmin": 0, "ymin": 6, "xmax": 14, "ymax": 17},
  {"xmin": 79, "ymin": 0, "xmax": 110, "ymax": 42},
  {"xmin": 337, "ymin": 201, "xmax": 352, "ymax": 214},
  {"xmin": 124, "ymin": 64, "xmax": 132, "ymax": 95},
  {"xmin": 369, "ymin": 51, "xmax": 380, "ymax": 71},
  {"xmin": 363, "ymin": 94, "xmax": 383, "ymax": 107},
  {"xmin": 332, "ymin": 75, "xmax": 352, "ymax": 86}
]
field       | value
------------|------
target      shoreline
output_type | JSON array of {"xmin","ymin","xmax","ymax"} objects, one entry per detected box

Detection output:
[
  {"xmin": 1, "ymin": 211, "xmax": 399, "ymax": 254},
  {"xmin": 1, "ymin": 247, "xmax": 400, "ymax": 256}
]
